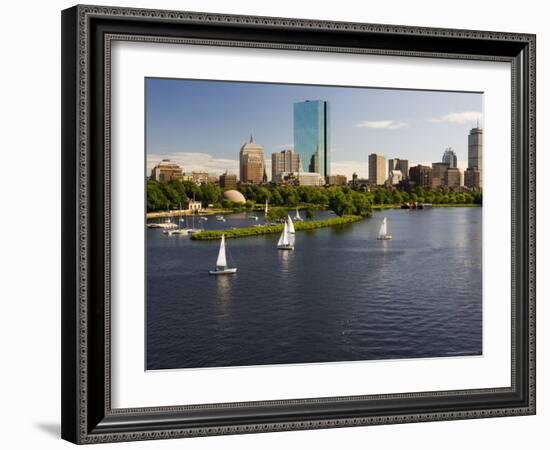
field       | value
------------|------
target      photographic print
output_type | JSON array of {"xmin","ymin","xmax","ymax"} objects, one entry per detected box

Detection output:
[{"xmin": 145, "ymin": 78, "xmax": 483, "ymax": 371}]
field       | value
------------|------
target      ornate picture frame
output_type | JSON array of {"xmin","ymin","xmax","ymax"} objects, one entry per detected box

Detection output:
[{"xmin": 61, "ymin": 5, "xmax": 536, "ymax": 444}]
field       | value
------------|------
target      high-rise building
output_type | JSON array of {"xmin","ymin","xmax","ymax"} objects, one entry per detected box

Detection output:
[
  {"xmin": 388, "ymin": 158, "xmax": 409, "ymax": 180},
  {"xmin": 272, "ymin": 149, "xmax": 300, "ymax": 181},
  {"xmin": 442, "ymin": 148, "xmax": 458, "ymax": 168},
  {"xmin": 219, "ymin": 171, "xmax": 237, "ymax": 189},
  {"xmin": 468, "ymin": 126, "xmax": 483, "ymax": 188},
  {"xmin": 445, "ymin": 167, "xmax": 462, "ymax": 189},
  {"xmin": 150, "ymin": 159, "xmax": 183, "ymax": 182},
  {"xmin": 432, "ymin": 162, "xmax": 450, "ymax": 180},
  {"xmin": 464, "ymin": 167, "xmax": 481, "ymax": 190},
  {"xmin": 239, "ymin": 135, "xmax": 266, "ymax": 184},
  {"xmin": 409, "ymin": 164, "xmax": 432, "ymax": 188},
  {"xmin": 293, "ymin": 100, "xmax": 330, "ymax": 177},
  {"xmin": 368, "ymin": 153, "xmax": 386, "ymax": 185}
]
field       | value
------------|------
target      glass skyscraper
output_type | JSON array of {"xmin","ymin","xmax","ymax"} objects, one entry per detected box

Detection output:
[{"xmin": 293, "ymin": 100, "xmax": 330, "ymax": 177}]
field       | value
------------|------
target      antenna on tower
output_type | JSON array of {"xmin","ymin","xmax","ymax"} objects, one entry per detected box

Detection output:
[{"xmin": 476, "ymin": 119, "xmax": 479, "ymax": 128}]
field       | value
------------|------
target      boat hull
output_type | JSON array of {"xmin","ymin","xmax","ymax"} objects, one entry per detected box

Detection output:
[
  {"xmin": 277, "ymin": 245, "xmax": 294, "ymax": 250},
  {"xmin": 209, "ymin": 268, "xmax": 238, "ymax": 275},
  {"xmin": 377, "ymin": 235, "xmax": 392, "ymax": 240}
]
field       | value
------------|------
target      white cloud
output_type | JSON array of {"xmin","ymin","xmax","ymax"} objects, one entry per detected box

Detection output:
[
  {"xmin": 355, "ymin": 120, "xmax": 408, "ymax": 130},
  {"xmin": 431, "ymin": 111, "xmax": 483, "ymax": 124}
]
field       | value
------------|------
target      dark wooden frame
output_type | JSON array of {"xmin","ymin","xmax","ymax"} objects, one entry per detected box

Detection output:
[{"xmin": 61, "ymin": 4, "xmax": 536, "ymax": 444}]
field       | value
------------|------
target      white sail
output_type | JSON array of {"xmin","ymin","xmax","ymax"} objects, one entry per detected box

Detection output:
[
  {"xmin": 216, "ymin": 234, "xmax": 228, "ymax": 268},
  {"xmin": 378, "ymin": 217, "xmax": 388, "ymax": 237},
  {"xmin": 295, "ymin": 208, "xmax": 302, "ymax": 221},
  {"xmin": 278, "ymin": 222, "xmax": 288, "ymax": 246},
  {"xmin": 265, "ymin": 200, "xmax": 269, "ymax": 215},
  {"xmin": 287, "ymin": 215, "xmax": 295, "ymax": 234}
]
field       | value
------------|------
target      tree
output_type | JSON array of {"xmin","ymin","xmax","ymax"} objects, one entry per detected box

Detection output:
[{"xmin": 267, "ymin": 207, "xmax": 287, "ymax": 222}]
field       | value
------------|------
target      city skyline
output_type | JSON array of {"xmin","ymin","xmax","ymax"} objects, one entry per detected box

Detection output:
[{"xmin": 146, "ymin": 78, "xmax": 483, "ymax": 179}]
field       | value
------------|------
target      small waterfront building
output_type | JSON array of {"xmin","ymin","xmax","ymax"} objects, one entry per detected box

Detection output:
[{"xmin": 188, "ymin": 200, "xmax": 202, "ymax": 212}]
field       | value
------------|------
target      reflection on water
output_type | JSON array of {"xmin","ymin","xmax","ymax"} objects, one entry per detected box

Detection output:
[{"xmin": 147, "ymin": 207, "xmax": 482, "ymax": 370}]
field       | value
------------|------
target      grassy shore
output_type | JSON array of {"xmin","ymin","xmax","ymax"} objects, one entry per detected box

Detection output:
[
  {"xmin": 191, "ymin": 215, "xmax": 364, "ymax": 240},
  {"xmin": 372, "ymin": 203, "xmax": 480, "ymax": 210}
]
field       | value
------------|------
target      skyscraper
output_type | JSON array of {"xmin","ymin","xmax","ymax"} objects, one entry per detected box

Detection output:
[
  {"xmin": 468, "ymin": 126, "xmax": 483, "ymax": 188},
  {"xmin": 272, "ymin": 149, "xmax": 300, "ymax": 181},
  {"xmin": 293, "ymin": 100, "xmax": 330, "ymax": 177},
  {"xmin": 388, "ymin": 158, "xmax": 409, "ymax": 180},
  {"xmin": 368, "ymin": 153, "xmax": 386, "ymax": 186},
  {"xmin": 239, "ymin": 135, "xmax": 265, "ymax": 184},
  {"xmin": 442, "ymin": 148, "xmax": 458, "ymax": 168}
]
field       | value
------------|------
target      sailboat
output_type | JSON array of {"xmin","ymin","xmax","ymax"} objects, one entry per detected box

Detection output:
[
  {"xmin": 277, "ymin": 222, "xmax": 294, "ymax": 250},
  {"xmin": 209, "ymin": 234, "xmax": 237, "ymax": 275},
  {"xmin": 377, "ymin": 217, "xmax": 392, "ymax": 240},
  {"xmin": 287, "ymin": 215, "xmax": 295, "ymax": 234},
  {"xmin": 295, "ymin": 208, "xmax": 303, "ymax": 222}
]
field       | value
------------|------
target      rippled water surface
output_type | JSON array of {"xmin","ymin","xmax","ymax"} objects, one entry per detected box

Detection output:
[{"xmin": 146, "ymin": 207, "xmax": 482, "ymax": 369}]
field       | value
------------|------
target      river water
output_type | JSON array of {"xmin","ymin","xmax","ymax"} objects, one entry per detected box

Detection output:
[{"xmin": 146, "ymin": 207, "xmax": 482, "ymax": 370}]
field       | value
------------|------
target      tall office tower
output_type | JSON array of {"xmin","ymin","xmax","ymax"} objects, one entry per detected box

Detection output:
[
  {"xmin": 388, "ymin": 158, "xmax": 409, "ymax": 180},
  {"xmin": 239, "ymin": 135, "xmax": 266, "ymax": 184},
  {"xmin": 368, "ymin": 153, "xmax": 386, "ymax": 186},
  {"xmin": 293, "ymin": 100, "xmax": 330, "ymax": 177},
  {"xmin": 442, "ymin": 147, "xmax": 458, "ymax": 168},
  {"xmin": 468, "ymin": 126, "xmax": 483, "ymax": 188},
  {"xmin": 272, "ymin": 149, "xmax": 301, "ymax": 181}
]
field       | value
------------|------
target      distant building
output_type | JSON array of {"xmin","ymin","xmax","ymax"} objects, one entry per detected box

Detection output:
[
  {"xmin": 409, "ymin": 164, "xmax": 432, "ymax": 188},
  {"xmin": 294, "ymin": 100, "xmax": 330, "ymax": 177},
  {"xmin": 351, "ymin": 172, "xmax": 359, "ymax": 187},
  {"xmin": 368, "ymin": 153, "xmax": 386, "ymax": 185},
  {"xmin": 272, "ymin": 149, "xmax": 300, "ymax": 181},
  {"xmin": 150, "ymin": 159, "xmax": 183, "ymax": 182},
  {"xmin": 445, "ymin": 167, "xmax": 462, "ymax": 189},
  {"xmin": 219, "ymin": 171, "xmax": 237, "ymax": 189},
  {"xmin": 442, "ymin": 148, "xmax": 458, "ymax": 168},
  {"xmin": 464, "ymin": 167, "xmax": 481, "ymax": 190},
  {"xmin": 326, "ymin": 174, "xmax": 347, "ymax": 186},
  {"xmin": 275, "ymin": 172, "xmax": 325, "ymax": 186},
  {"xmin": 386, "ymin": 169, "xmax": 403, "ymax": 187},
  {"xmin": 468, "ymin": 126, "xmax": 483, "ymax": 188},
  {"xmin": 432, "ymin": 162, "xmax": 450, "ymax": 180},
  {"xmin": 239, "ymin": 135, "xmax": 266, "ymax": 184},
  {"xmin": 388, "ymin": 159, "xmax": 409, "ymax": 180},
  {"xmin": 191, "ymin": 171, "xmax": 209, "ymax": 184}
]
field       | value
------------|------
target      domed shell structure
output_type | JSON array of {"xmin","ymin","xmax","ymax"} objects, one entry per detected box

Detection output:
[{"xmin": 222, "ymin": 190, "xmax": 246, "ymax": 204}]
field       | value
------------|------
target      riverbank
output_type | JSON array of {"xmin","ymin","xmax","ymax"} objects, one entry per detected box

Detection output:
[
  {"xmin": 147, "ymin": 208, "xmax": 232, "ymax": 219},
  {"xmin": 372, "ymin": 203, "xmax": 480, "ymax": 210},
  {"xmin": 190, "ymin": 215, "xmax": 364, "ymax": 240}
]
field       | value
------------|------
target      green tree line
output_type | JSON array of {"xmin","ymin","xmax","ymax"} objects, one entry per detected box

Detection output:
[{"xmin": 147, "ymin": 179, "xmax": 481, "ymax": 215}]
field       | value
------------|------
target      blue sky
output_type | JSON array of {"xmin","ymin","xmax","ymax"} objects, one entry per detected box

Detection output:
[{"xmin": 146, "ymin": 78, "xmax": 483, "ymax": 179}]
